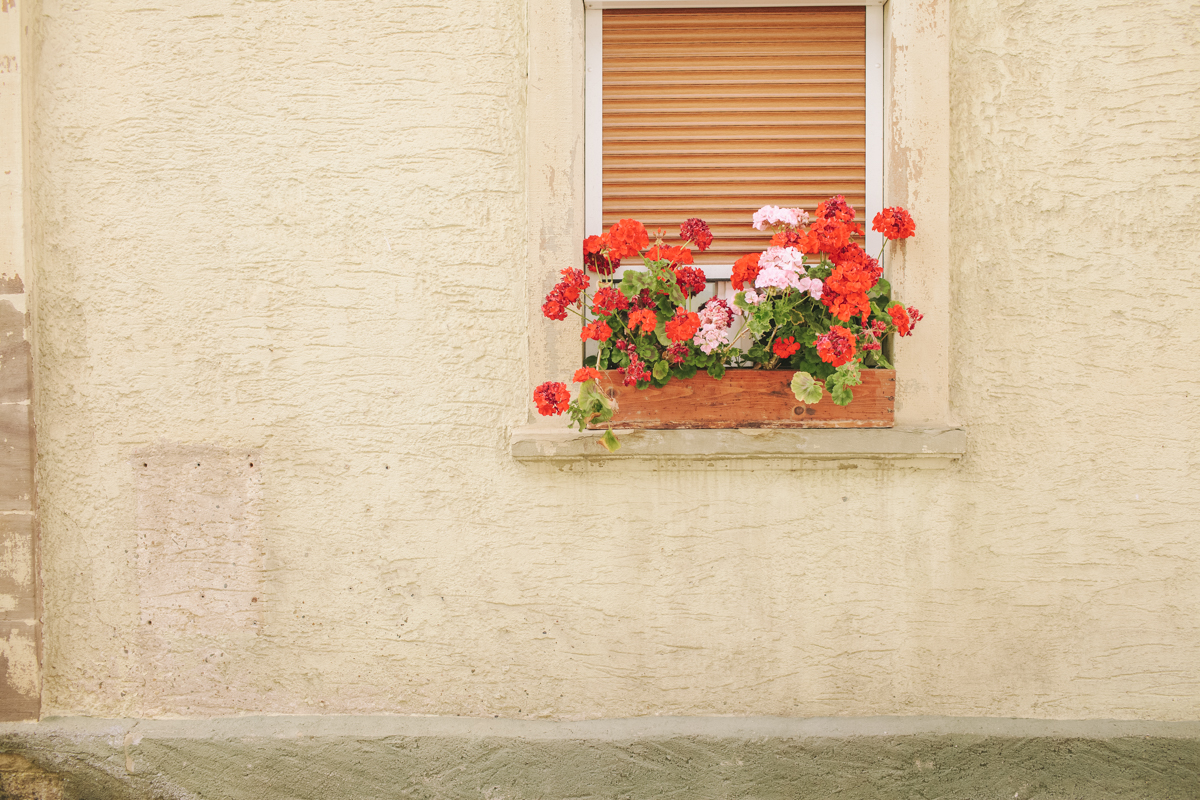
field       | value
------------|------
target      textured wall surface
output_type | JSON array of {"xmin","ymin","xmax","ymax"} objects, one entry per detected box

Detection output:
[{"xmin": 23, "ymin": 0, "xmax": 1200, "ymax": 723}]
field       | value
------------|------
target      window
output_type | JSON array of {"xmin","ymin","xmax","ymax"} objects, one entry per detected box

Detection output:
[
  {"xmin": 584, "ymin": 1, "xmax": 885, "ymax": 278},
  {"xmin": 524, "ymin": 0, "xmax": 954, "ymax": 438}
]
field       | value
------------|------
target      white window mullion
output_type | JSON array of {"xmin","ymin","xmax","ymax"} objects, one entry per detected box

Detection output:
[
  {"xmin": 865, "ymin": 3, "xmax": 885, "ymax": 258},
  {"xmin": 584, "ymin": 8, "xmax": 604, "ymax": 237}
]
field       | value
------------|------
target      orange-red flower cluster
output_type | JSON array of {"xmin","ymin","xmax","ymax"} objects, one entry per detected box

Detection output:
[
  {"xmin": 770, "ymin": 229, "xmax": 805, "ymax": 249},
  {"xmin": 772, "ymin": 336, "xmax": 802, "ymax": 359},
  {"xmin": 533, "ymin": 381, "xmax": 570, "ymax": 416},
  {"xmin": 872, "ymin": 207, "xmax": 915, "ymax": 240},
  {"xmin": 731, "ymin": 253, "xmax": 762, "ymax": 290},
  {"xmin": 580, "ymin": 320, "xmax": 613, "ymax": 342},
  {"xmin": 664, "ymin": 308, "xmax": 701, "ymax": 343},
  {"xmin": 542, "ymin": 268, "xmax": 590, "ymax": 321},
  {"xmin": 605, "ymin": 218, "xmax": 649, "ymax": 260},
  {"xmin": 807, "ymin": 217, "xmax": 861, "ymax": 256},
  {"xmin": 673, "ymin": 266, "xmax": 707, "ymax": 297},
  {"xmin": 680, "ymin": 218, "xmax": 713, "ymax": 252},
  {"xmin": 815, "ymin": 326, "xmax": 857, "ymax": 367},
  {"xmin": 645, "ymin": 245, "xmax": 693, "ymax": 267},
  {"xmin": 591, "ymin": 287, "xmax": 628, "ymax": 316},
  {"xmin": 888, "ymin": 305, "xmax": 911, "ymax": 337},
  {"xmin": 829, "ymin": 242, "xmax": 881, "ymax": 279},
  {"xmin": 572, "ymin": 367, "xmax": 604, "ymax": 384},
  {"xmin": 583, "ymin": 235, "xmax": 618, "ymax": 275},
  {"xmin": 820, "ymin": 260, "xmax": 874, "ymax": 322},
  {"xmin": 628, "ymin": 308, "xmax": 657, "ymax": 335}
]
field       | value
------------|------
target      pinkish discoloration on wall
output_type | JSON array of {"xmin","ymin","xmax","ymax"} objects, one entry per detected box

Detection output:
[{"xmin": 133, "ymin": 445, "xmax": 264, "ymax": 715}]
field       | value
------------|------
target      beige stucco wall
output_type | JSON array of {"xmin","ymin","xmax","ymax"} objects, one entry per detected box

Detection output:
[{"xmin": 24, "ymin": 0, "xmax": 1200, "ymax": 721}]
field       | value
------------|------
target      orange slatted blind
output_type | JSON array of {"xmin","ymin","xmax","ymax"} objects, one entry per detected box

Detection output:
[{"xmin": 602, "ymin": 7, "xmax": 866, "ymax": 266}]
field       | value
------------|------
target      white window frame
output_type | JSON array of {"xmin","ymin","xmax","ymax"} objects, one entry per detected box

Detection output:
[{"xmin": 584, "ymin": 0, "xmax": 886, "ymax": 279}]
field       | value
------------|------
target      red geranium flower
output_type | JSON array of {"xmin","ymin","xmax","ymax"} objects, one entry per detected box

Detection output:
[
  {"xmin": 673, "ymin": 266, "xmax": 707, "ymax": 298},
  {"xmin": 664, "ymin": 308, "xmax": 702, "ymax": 343},
  {"xmin": 772, "ymin": 336, "xmax": 802, "ymax": 359},
  {"xmin": 770, "ymin": 229, "xmax": 806, "ymax": 249},
  {"xmin": 888, "ymin": 304, "xmax": 913, "ymax": 336},
  {"xmin": 628, "ymin": 308, "xmax": 658, "ymax": 335},
  {"xmin": 533, "ymin": 381, "xmax": 570, "ymax": 416},
  {"xmin": 606, "ymin": 218, "xmax": 649, "ymax": 260},
  {"xmin": 665, "ymin": 342, "xmax": 690, "ymax": 364},
  {"xmin": 731, "ymin": 253, "xmax": 762, "ymax": 290},
  {"xmin": 583, "ymin": 235, "xmax": 618, "ymax": 275},
  {"xmin": 542, "ymin": 268, "xmax": 591, "ymax": 321},
  {"xmin": 572, "ymin": 367, "xmax": 604, "ymax": 384},
  {"xmin": 680, "ymin": 218, "xmax": 713, "ymax": 252},
  {"xmin": 820, "ymin": 261, "xmax": 873, "ymax": 322},
  {"xmin": 816, "ymin": 195, "xmax": 856, "ymax": 222},
  {"xmin": 621, "ymin": 354, "xmax": 650, "ymax": 386},
  {"xmin": 872, "ymin": 207, "xmax": 916, "ymax": 240},
  {"xmin": 809, "ymin": 217, "xmax": 860, "ymax": 255},
  {"xmin": 645, "ymin": 245, "xmax": 694, "ymax": 267},
  {"xmin": 557, "ymin": 268, "xmax": 589, "ymax": 304},
  {"xmin": 591, "ymin": 287, "xmax": 629, "ymax": 315},
  {"xmin": 580, "ymin": 320, "xmax": 613, "ymax": 342},
  {"xmin": 631, "ymin": 288, "xmax": 656, "ymax": 310},
  {"xmin": 541, "ymin": 295, "xmax": 568, "ymax": 321},
  {"xmin": 815, "ymin": 326, "xmax": 858, "ymax": 368}
]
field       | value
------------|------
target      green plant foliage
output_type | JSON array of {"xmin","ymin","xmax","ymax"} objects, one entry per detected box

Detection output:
[{"xmin": 790, "ymin": 371, "xmax": 825, "ymax": 405}]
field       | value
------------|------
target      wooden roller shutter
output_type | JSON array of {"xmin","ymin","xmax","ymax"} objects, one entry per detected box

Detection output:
[{"xmin": 602, "ymin": 6, "xmax": 866, "ymax": 267}]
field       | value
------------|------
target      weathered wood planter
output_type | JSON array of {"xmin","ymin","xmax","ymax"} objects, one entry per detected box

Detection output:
[{"xmin": 588, "ymin": 369, "xmax": 895, "ymax": 429}]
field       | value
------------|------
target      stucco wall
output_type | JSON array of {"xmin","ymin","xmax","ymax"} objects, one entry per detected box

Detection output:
[{"xmin": 25, "ymin": 0, "xmax": 1200, "ymax": 722}]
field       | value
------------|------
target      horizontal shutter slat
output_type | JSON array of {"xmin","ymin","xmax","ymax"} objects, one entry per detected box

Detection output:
[{"xmin": 602, "ymin": 6, "xmax": 866, "ymax": 265}]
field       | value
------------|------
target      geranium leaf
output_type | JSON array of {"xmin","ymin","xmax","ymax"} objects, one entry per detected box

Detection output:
[
  {"xmin": 599, "ymin": 428, "xmax": 621, "ymax": 453},
  {"xmin": 790, "ymin": 371, "xmax": 825, "ymax": 404}
]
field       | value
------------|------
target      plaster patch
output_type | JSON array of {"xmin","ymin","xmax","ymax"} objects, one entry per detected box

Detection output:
[{"xmin": 132, "ymin": 445, "xmax": 263, "ymax": 708}]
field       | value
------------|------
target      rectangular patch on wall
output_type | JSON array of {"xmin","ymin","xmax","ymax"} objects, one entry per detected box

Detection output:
[{"xmin": 133, "ymin": 445, "xmax": 264, "ymax": 637}]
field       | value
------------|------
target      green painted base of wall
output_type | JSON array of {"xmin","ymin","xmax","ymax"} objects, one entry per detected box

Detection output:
[{"xmin": 1, "ymin": 716, "xmax": 1198, "ymax": 800}]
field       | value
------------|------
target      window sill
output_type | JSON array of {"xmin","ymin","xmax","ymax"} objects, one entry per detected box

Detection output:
[{"xmin": 511, "ymin": 425, "xmax": 966, "ymax": 469}]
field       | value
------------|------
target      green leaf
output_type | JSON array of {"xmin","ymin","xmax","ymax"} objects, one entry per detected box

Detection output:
[
  {"xmin": 584, "ymin": 354, "xmax": 597, "ymax": 368},
  {"xmin": 790, "ymin": 371, "xmax": 825, "ymax": 404},
  {"xmin": 654, "ymin": 319, "xmax": 670, "ymax": 346},
  {"xmin": 830, "ymin": 383, "xmax": 854, "ymax": 406},
  {"xmin": 599, "ymin": 428, "xmax": 621, "ymax": 453},
  {"xmin": 707, "ymin": 361, "xmax": 726, "ymax": 380},
  {"xmin": 652, "ymin": 359, "xmax": 669, "ymax": 380},
  {"xmin": 732, "ymin": 291, "xmax": 752, "ymax": 314},
  {"xmin": 667, "ymin": 283, "xmax": 686, "ymax": 306},
  {"xmin": 868, "ymin": 277, "xmax": 891, "ymax": 300},
  {"xmin": 618, "ymin": 270, "xmax": 650, "ymax": 297}
]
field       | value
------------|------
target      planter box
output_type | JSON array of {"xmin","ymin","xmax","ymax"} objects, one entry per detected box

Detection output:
[{"xmin": 589, "ymin": 369, "xmax": 894, "ymax": 430}]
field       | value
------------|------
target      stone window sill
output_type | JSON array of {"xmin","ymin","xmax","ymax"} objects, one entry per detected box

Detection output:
[{"xmin": 511, "ymin": 426, "xmax": 966, "ymax": 469}]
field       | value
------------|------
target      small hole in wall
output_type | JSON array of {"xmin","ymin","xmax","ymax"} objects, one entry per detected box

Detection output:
[
  {"xmin": 196, "ymin": 463, "xmax": 201, "ymax": 467},
  {"xmin": 142, "ymin": 463, "xmax": 147, "ymax": 467},
  {"xmin": 249, "ymin": 463, "xmax": 254, "ymax": 468}
]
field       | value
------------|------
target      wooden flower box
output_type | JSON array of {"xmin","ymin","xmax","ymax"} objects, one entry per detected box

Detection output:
[{"xmin": 588, "ymin": 369, "xmax": 895, "ymax": 430}]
